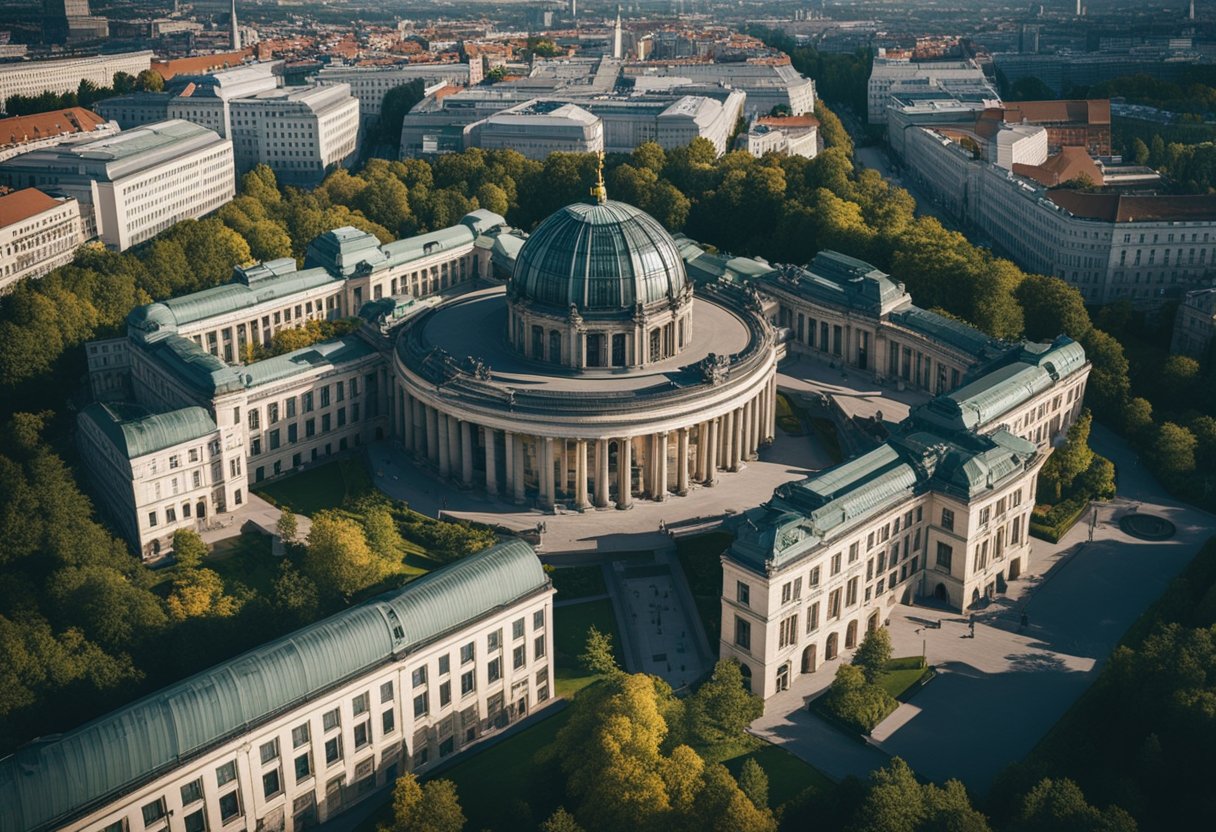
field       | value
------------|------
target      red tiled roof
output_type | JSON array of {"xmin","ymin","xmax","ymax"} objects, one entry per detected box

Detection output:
[
  {"xmin": 1046, "ymin": 190, "xmax": 1216, "ymax": 223},
  {"xmin": 0, "ymin": 188, "xmax": 62, "ymax": 227},
  {"xmin": 0, "ymin": 107, "xmax": 108, "ymax": 148},
  {"xmin": 1013, "ymin": 147, "xmax": 1104, "ymax": 187},
  {"xmin": 757, "ymin": 115, "xmax": 819, "ymax": 129},
  {"xmin": 152, "ymin": 50, "xmax": 253, "ymax": 80}
]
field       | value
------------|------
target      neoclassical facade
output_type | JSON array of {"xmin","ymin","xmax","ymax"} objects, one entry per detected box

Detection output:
[
  {"xmin": 391, "ymin": 191, "xmax": 779, "ymax": 511},
  {"xmin": 0, "ymin": 540, "xmax": 555, "ymax": 832},
  {"xmin": 719, "ymin": 337, "xmax": 1091, "ymax": 700}
]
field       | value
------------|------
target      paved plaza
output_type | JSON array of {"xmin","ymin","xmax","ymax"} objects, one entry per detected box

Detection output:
[{"xmin": 751, "ymin": 424, "xmax": 1215, "ymax": 793}]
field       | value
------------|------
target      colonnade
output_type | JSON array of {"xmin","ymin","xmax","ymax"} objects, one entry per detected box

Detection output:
[{"xmin": 392, "ymin": 376, "xmax": 778, "ymax": 511}]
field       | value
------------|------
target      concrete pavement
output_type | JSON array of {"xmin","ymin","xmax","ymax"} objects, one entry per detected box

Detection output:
[{"xmin": 753, "ymin": 424, "xmax": 1215, "ymax": 793}]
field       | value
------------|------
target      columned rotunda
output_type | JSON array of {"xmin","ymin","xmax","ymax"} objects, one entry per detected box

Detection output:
[{"xmin": 391, "ymin": 173, "xmax": 778, "ymax": 510}]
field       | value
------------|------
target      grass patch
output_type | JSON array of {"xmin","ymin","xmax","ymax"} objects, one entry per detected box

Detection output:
[
  {"xmin": 554, "ymin": 599, "xmax": 623, "ymax": 698},
  {"xmin": 357, "ymin": 705, "xmax": 575, "ymax": 832},
  {"xmin": 549, "ymin": 565, "xmax": 607, "ymax": 601},
  {"xmin": 676, "ymin": 531, "xmax": 732, "ymax": 647},
  {"xmin": 722, "ymin": 742, "xmax": 835, "ymax": 809},
  {"xmin": 879, "ymin": 656, "xmax": 931, "ymax": 699},
  {"xmin": 253, "ymin": 458, "xmax": 372, "ymax": 515}
]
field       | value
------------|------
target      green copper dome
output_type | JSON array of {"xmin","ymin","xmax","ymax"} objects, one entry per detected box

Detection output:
[{"xmin": 511, "ymin": 200, "xmax": 688, "ymax": 313}]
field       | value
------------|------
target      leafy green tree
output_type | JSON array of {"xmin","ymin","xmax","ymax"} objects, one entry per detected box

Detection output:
[
  {"xmin": 136, "ymin": 69, "xmax": 165, "ymax": 92},
  {"xmin": 1008, "ymin": 778, "xmax": 1137, "ymax": 832},
  {"xmin": 166, "ymin": 568, "xmax": 241, "ymax": 621},
  {"xmin": 1015, "ymin": 275, "xmax": 1092, "ymax": 342},
  {"xmin": 1040, "ymin": 410, "xmax": 1096, "ymax": 500},
  {"xmin": 303, "ymin": 511, "xmax": 386, "ymax": 599},
  {"xmin": 112, "ymin": 72, "xmax": 136, "ymax": 94},
  {"xmin": 47, "ymin": 565, "xmax": 166, "ymax": 649},
  {"xmin": 1130, "ymin": 137, "xmax": 1150, "ymax": 165},
  {"xmin": 851, "ymin": 757, "xmax": 991, "ymax": 832},
  {"xmin": 362, "ymin": 504, "xmax": 406, "ymax": 566},
  {"xmin": 1152, "ymin": 422, "xmax": 1197, "ymax": 478},
  {"xmin": 240, "ymin": 164, "xmax": 282, "ymax": 205},
  {"xmin": 540, "ymin": 807, "xmax": 585, "ymax": 832},
  {"xmin": 1080, "ymin": 329, "xmax": 1131, "ymax": 413},
  {"xmin": 355, "ymin": 174, "xmax": 412, "ymax": 233},
  {"xmin": 244, "ymin": 220, "xmax": 294, "ymax": 262},
  {"xmin": 1121, "ymin": 397, "xmax": 1154, "ymax": 436},
  {"xmin": 172, "ymin": 529, "xmax": 208, "ymax": 570},
  {"xmin": 474, "ymin": 181, "xmax": 510, "ymax": 216},
  {"xmin": 579, "ymin": 624, "xmax": 619, "ymax": 676},
  {"xmin": 271, "ymin": 560, "xmax": 318, "ymax": 623},
  {"xmin": 823, "ymin": 663, "xmax": 897, "ymax": 734},
  {"xmin": 852, "ymin": 626, "xmax": 893, "ymax": 684},
  {"xmin": 814, "ymin": 102, "xmax": 853, "ymax": 154},
  {"xmin": 378, "ymin": 80, "xmax": 428, "ymax": 146},
  {"xmin": 633, "ymin": 141, "xmax": 667, "ymax": 175},
  {"xmin": 738, "ymin": 758, "xmax": 769, "ymax": 810},
  {"xmin": 276, "ymin": 510, "xmax": 298, "ymax": 545},
  {"xmin": 689, "ymin": 763, "xmax": 777, "ymax": 832},
  {"xmin": 685, "ymin": 659, "xmax": 763, "ymax": 748}
]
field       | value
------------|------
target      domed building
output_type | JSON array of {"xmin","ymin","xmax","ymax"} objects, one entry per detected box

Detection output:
[{"xmin": 390, "ymin": 167, "xmax": 778, "ymax": 510}]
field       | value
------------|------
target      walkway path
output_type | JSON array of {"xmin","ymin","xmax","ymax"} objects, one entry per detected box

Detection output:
[{"xmin": 753, "ymin": 425, "xmax": 1215, "ymax": 793}]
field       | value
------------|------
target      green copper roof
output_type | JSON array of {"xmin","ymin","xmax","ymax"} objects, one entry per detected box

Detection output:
[
  {"xmin": 79, "ymin": 402, "xmax": 217, "ymax": 459},
  {"xmin": 148, "ymin": 334, "xmax": 245, "ymax": 396},
  {"xmin": 511, "ymin": 199, "xmax": 688, "ymax": 313},
  {"xmin": 240, "ymin": 335, "xmax": 378, "ymax": 389},
  {"xmin": 381, "ymin": 224, "xmax": 476, "ymax": 270},
  {"xmin": 0, "ymin": 539, "xmax": 548, "ymax": 832},
  {"xmin": 890, "ymin": 305, "xmax": 1006, "ymax": 358}
]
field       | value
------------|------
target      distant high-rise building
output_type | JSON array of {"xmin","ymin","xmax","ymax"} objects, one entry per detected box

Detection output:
[
  {"xmin": 42, "ymin": 0, "xmax": 106, "ymax": 44},
  {"xmin": 229, "ymin": 0, "xmax": 240, "ymax": 50}
]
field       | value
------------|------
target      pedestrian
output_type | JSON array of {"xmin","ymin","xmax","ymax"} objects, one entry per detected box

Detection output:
[
  {"xmin": 1020, "ymin": 611, "xmax": 1029, "ymax": 632},
  {"xmin": 969, "ymin": 614, "xmax": 976, "ymax": 638}
]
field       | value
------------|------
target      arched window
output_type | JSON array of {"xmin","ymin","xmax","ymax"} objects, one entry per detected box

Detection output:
[{"xmin": 845, "ymin": 620, "xmax": 858, "ymax": 649}]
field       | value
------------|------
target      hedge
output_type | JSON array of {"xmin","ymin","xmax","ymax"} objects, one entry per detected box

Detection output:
[{"xmin": 1030, "ymin": 494, "xmax": 1091, "ymax": 543}]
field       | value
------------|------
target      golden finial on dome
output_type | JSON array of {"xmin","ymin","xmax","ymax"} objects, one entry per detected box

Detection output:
[{"xmin": 590, "ymin": 149, "xmax": 607, "ymax": 204}]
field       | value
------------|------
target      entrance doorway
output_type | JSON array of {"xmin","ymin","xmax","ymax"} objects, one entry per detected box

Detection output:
[
  {"xmin": 934, "ymin": 582, "xmax": 947, "ymax": 601},
  {"xmin": 776, "ymin": 662, "xmax": 790, "ymax": 692},
  {"xmin": 801, "ymin": 644, "xmax": 817, "ymax": 674},
  {"xmin": 1008, "ymin": 558, "xmax": 1022, "ymax": 580},
  {"xmin": 612, "ymin": 333, "xmax": 626, "ymax": 366},
  {"xmin": 845, "ymin": 620, "xmax": 859, "ymax": 649},
  {"xmin": 825, "ymin": 632, "xmax": 839, "ymax": 660}
]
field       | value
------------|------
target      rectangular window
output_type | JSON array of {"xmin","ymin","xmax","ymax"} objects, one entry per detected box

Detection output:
[
  {"xmin": 412, "ymin": 667, "xmax": 427, "ymax": 688},
  {"xmin": 734, "ymin": 616, "xmax": 751, "ymax": 650},
  {"xmin": 263, "ymin": 768, "xmax": 281, "ymax": 799},
  {"xmin": 513, "ymin": 618, "xmax": 525, "ymax": 640},
  {"xmin": 809, "ymin": 566, "xmax": 820, "ymax": 588},
  {"xmin": 979, "ymin": 507, "xmax": 990, "ymax": 527},
  {"xmin": 936, "ymin": 542, "xmax": 953, "ymax": 570},
  {"xmin": 383, "ymin": 707, "xmax": 396, "ymax": 734},
  {"xmin": 848, "ymin": 542, "xmax": 859, "ymax": 563},
  {"xmin": 806, "ymin": 601, "xmax": 820, "ymax": 633},
  {"xmin": 413, "ymin": 693, "xmax": 428, "ymax": 718},
  {"xmin": 534, "ymin": 609, "xmax": 545, "ymax": 629},
  {"xmin": 181, "ymin": 778, "xmax": 204, "ymax": 806},
  {"xmin": 324, "ymin": 736, "xmax": 342, "ymax": 765},
  {"xmin": 513, "ymin": 645, "xmax": 526, "ymax": 669},
  {"xmin": 460, "ymin": 642, "xmax": 475, "ymax": 665},
  {"xmin": 259, "ymin": 738, "xmax": 279, "ymax": 764},
  {"xmin": 354, "ymin": 720, "xmax": 370, "ymax": 749},
  {"xmin": 940, "ymin": 508, "xmax": 954, "ymax": 532},
  {"xmin": 831, "ymin": 552, "xmax": 842, "ymax": 575},
  {"xmin": 534, "ymin": 634, "xmax": 546, "ymax": 660},
  {"xmin": 736, "ymin": 581, "xmax": 750, "ymax": 606},
  {"xmin": 781, "ymin": 582, "xmax": 792, "ymax": 604},
  {"xmin": 183, "ymin": 809, "xmax": 205, "ymax": 832},
  {"xmin": 322, "ymin": 708, "xmax": 340, "ymax": 732},
  {"xmin": 380, "ymin": 680, "xmax": 394, "ymax": 703},
  {"xmin": 148, "ymin": 511, "xmax": 158, "ymax": 528},
  {"xmin": 827, "ymin": 589, "xmax": 842, "ymax": 619},
  {"xmin": 218, "ymin": 791, "xmax": 240, "ymax": 823},
  {"xmin": 488, "ymin": 630, "xmax": 501, "ymax": 651},
  {"xmin": 488, "ymin": 657, "xmax": 501, "ymax": 682},
  {"xmin": 352, "ymin": 692, "xmax": 369, "ymax": 716},
  {"xmin": 294, "ymin": 752, "xmax": 312, "ymax": 782},
  {"xmin": 778, "ymin": 614, "xmax": 798, "ymax": 648},
  {"xmin": 216, "ymin": 761, "xmax": 237, "ymax": 786},
  {"xmin": 439, "ymin": 655, "xmax": 451, "ymax": 675},
  {"xmin": 461, "ymin": 670, "xmax": 476, "ymax": 696},
  {"xmin": 292, "ymin": 723, "xmax": 310, "ymax": 749},
  {"xmin": 846, "ymin": 577, "xmax": 858, "ymax": 606},
  {"xmin": 142, "ymin": 798, "xmax": 167, "ymax": 827},
  {"xmin": 439, "ymin": 681, "xmax": 452, "ymax": 707}
]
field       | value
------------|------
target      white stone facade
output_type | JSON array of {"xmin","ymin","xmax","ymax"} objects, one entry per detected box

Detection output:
[
  {"xmin": 0, "ymin": 51, "xmax": 152, "ymax": 113},
  {"xmin": 229, "ymin": 84, "xmax": 360, "ymax": 183},
  {"xmin": 315, "ymin": 62, "xmax": 475, "ymax": 119},
  {"xmin": 0, "ymin": 190, "xmax": 85, "ymax": 293},
  {"xmin": 867, "ymin": 58, "xmax": 987, "ymax": 124}
]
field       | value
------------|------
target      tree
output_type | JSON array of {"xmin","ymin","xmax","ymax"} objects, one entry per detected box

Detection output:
[
  {"xmin": 378, "ymin": 80, "xmax": 428, "ymax": 146},
  {"xmin": 579, "ymin": 625, "xmax": 619, "ymax": 676},
  {"xmin": 1122, "ymin": 397, "xmax": 1154, "ymax": 436},
  {"xmin": 244, "ymin": 219, "xmax": 293, "ymax": 262},
  {"xmin": 690, "ymin": 763, "xmax": 777, "ymax": 832},
  {"xmin": 852, "ymin": 627, "xmax": 893, "ymax": 684},
  {"xmin": 738, "ymin": 758, "xmax": 769, "ymax": 810},
  {"xmin": 474, "ymin": 181, "xmax": 509, "ymax": 216},
  {"xmin": 1008, "ymin": 778, "xmax": 1137, "ymax": 832},
  {"xmin": 1015, "ymin": 275, "xmax": 1092, "ymax": 342},
  {"xmin": 541, "ymin": 808, "xmax": 585, "ymax": 832},
  {"xmin": 361, "ymin": 504, "xmax": 406, "ymax": 566},
  {"xmin": 685, "ymin": 660, "xmax": 763, "ymax": 748},
  {"xmin": 240, "ymin": 164, "xmax": 282, "ymax": 206},
  {"xmin": 136, "ymin": 69, "xmax": 165, "ymax": 92},
  {"xmin": 271, "ymin": 560, "xmax": 319, "ymax": 623},
  {"xmin": 1080, "ymin": 329, "xmax": 1130, "ymax": 413},
  {"xmin": 303, "ymin": 511, "xmax": 386, "ymax": 599},
  {"xmin": 386, "ymin": 774, "xmax": 466, "ymax": 832},
  {"xmin": 166, "ymin": 568, "xmax": 240, "ymax": 621},
  {"xmin": 172, "ymin": 529, "xmax": 208, "ymax": 570},
  {"xmin": 1130, "ymin": 137, "xmax": 1150, "ymax": 166},
  {"xmin": 276, "ymin": 510, "xmax": 298, "ymax": 546},
  {"xmin": 1152, "ymin": 422, "xmax": 1197, "ymax": 478},
  {"xmin": 823, "ymin": 663, "xmax": 897, "ymax": 734},
  {"xmin": 1040, "ymin": 409, "xmax": 1095, "ymax": 500},
  {"xmin": 355, "ymin": 174, "xmax": 412, "ymax": 233}
]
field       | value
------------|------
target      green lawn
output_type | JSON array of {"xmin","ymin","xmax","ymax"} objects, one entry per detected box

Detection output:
[
  {"xmin": 252, "ymin": 458, "xmax": 372, "ymax": 515},
  {"xmin": 549, "ymin": 564, "xmax": 607, "ymax": 600},
  {"xmin": 553, "ymin": 599, "xmax": 623, "ymax": 698},
  {"xmin": 879, "ymin": 656, "xmax": 931, "ymax": 699},
  {"xmin": 357, "ymin": 705, "xmax": 575, "ymax": 832},
  {"xmin": 722, "ymin": 742, "xmax": 835, "ymax": 809},
  {"xmin": 675, "ymin": 532, "xmax": 732, "ymax": 647}
]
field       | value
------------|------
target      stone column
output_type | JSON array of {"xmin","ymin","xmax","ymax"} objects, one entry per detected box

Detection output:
[
  {"xmin": 426, "ymin": 406, "xmax": 439, "ymax": 466},
  {"xmin": 574, "ymin": 439, "xmax": 590, "ymax": 510},
  {"xmin": 559, "ymin": 440, "xmax": 569, "ymax": 498},
  {"xmin": 594, "ymin": 439, "xmax": 609, "ymax": 508},
  {"xmin": 412, "ymin": 399, "xmax": 426, "ymax": 458},
  {"xmin": 484, "ymin": 428, "xmax": 498, "ymax": 497},
  {"xmin": 677, "ymin": 427, "xmax": 690, "ymax": 496},
  {"xmin": 695, "ymin": 422, "xmax": 708, "ymax": 481},
  {"xmin": 705, "ymin": 418, "xmax": 719, "ymax": 486},
  {"xmin": 722, "ymin": 410, "xmax": 735, "ymax": 471},
  {"xmin": 460, "ymin": 421, "xmax": 474, "ymax": 486},
  {"xmin": 758, "ymin": 386, "xmax": 768, "ymax": 446},
  {"xmin": 617, "ymin": 438, "xmax": 633, "ymax": 509},
  {"xmin": 655, "ymin": 431, "xmax": 668, "ymax": 502},
  {"xmin": 769, "ymin": 377, "xmax": 778, "ymax": 442},
  {"xmin": 402, "ymin": 390, "xmax": 414, "ymax": 453},
  {"xmin": 542, "ymin": 437, "xmax": 556, "ymax": 509},
  {"xmin": 741, "ymin": 400, "xmax": 753, "ymax": 462},
  {"xmin": 503, "ymin": 429, "xmax": 515, "ymax": 498},
  {"xmin": 447, "ymin": 416, "xmax": 461, "ymax": 479},
  {"xmin": 732, "ymin": 407, "xmax": 744, "ymax": 471},
  {"xmin": 513, "ymin": 434, "xmax": 526, "ymax": 504},
  {"xmin": 437, "ymin": 414, "xmax": 451, "ymax": 479}
]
